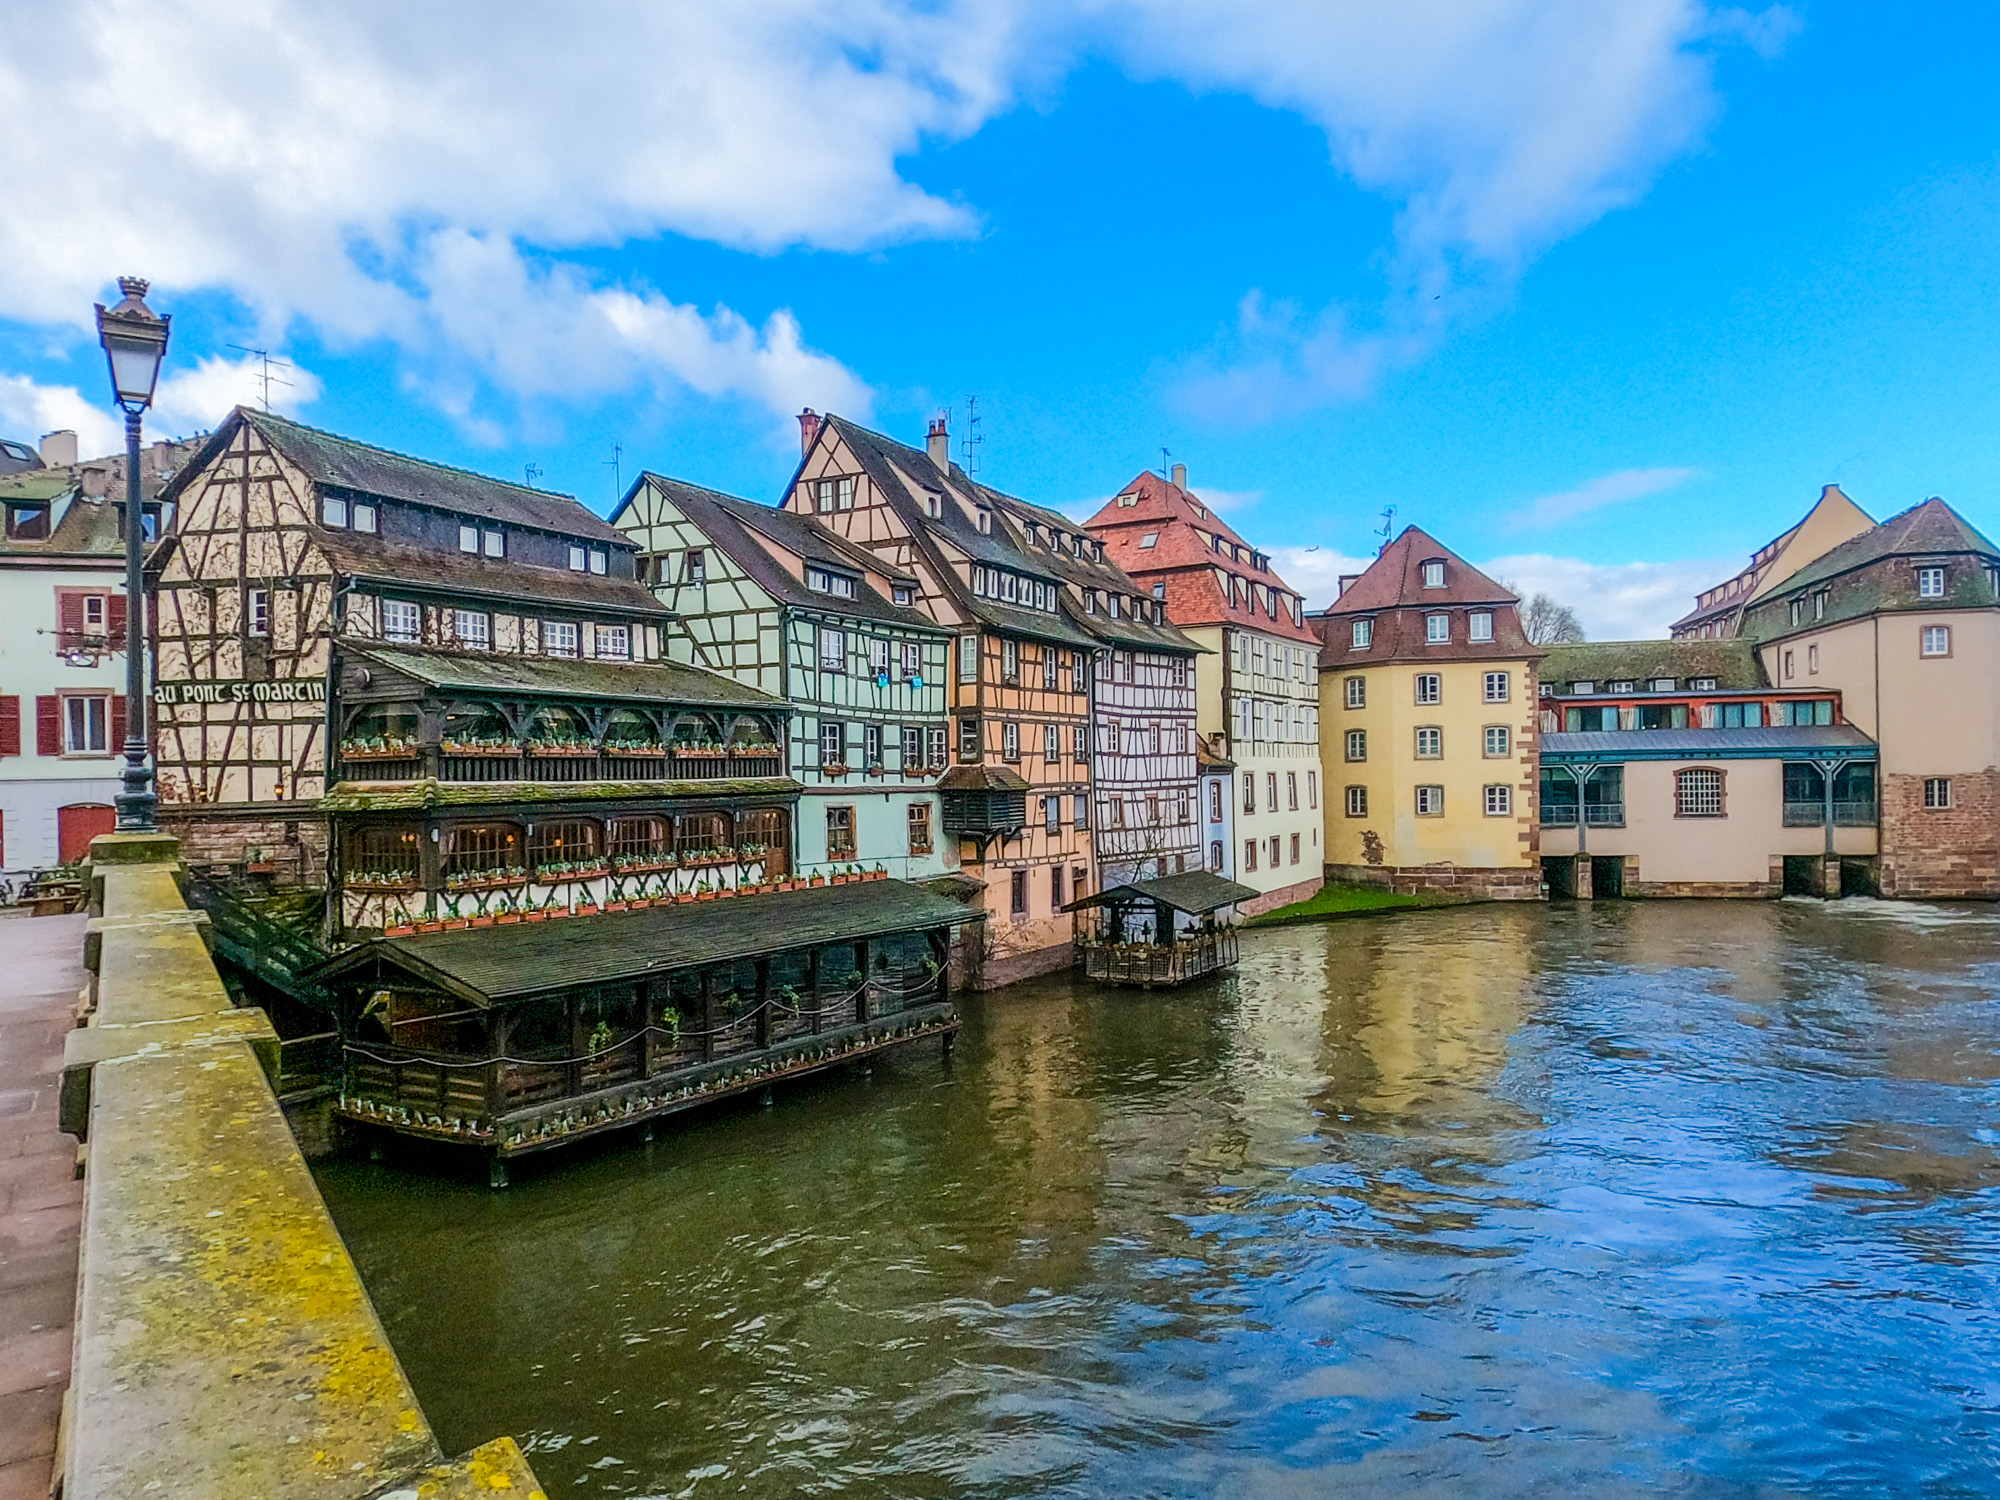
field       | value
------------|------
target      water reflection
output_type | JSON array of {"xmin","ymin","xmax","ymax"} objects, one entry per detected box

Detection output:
[{"xmin": 320, "ymin": 901, "xmax": 2000, "ymax": 1496}]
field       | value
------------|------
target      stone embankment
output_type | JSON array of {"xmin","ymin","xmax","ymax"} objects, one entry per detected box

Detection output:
[{"xmin": 57, "ymin": 830, "xmax": 544, "ymax": 1499}]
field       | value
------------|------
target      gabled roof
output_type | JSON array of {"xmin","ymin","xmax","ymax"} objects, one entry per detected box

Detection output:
[
  {"xmin": 316, "ymin": 532, "xmax": 667, "ymax": 616},
  {"xmin": 1763, "ymin": 497, "xmax": 2000, "ymax": 598},
  {"xmin": 1671, "ymin": 484, "xmax": 1877, "ymax": 634},
  {"xmin": 1065, "ymin": 869, "xmax": 1257, "ymax": 915},
  {"xmin": 1539, "ymin": 640, "xmax": 1765, "ymax": 692},
  {"xmin": 166, "ymin": 408, "xmax": 630, "ymax": 545},
  {"xmin": 622, "ymin": 473, "xmax": 944, "ymax": 634},
  {"xmin": 1321, "ymin": 525, "xmax": 1516, "ymax": 613},
  {"xmin": 347, "ymin": 642, "xmax": 783, "ymax": 710}
]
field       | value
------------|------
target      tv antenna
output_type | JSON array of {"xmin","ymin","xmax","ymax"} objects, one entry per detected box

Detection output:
[
  {"xmin": 1160, "ymin": 446, "xmax": 1173, "ymax": 480},
  {"xmin": 227, "ymin": 345, "xmax": 294, "ymax": 412},
  {"xmin": 959, "ymin": 396, "xmax": 983, "ymax": 479},
  {"xmin": 1376, "ymin": 505, "xmax": 1397, "ymax": 552},
  {"xmin": 604, "ymin": 442, "xmax": 623, "ymax": 500},
  {"xmin": 523, "ymin": 463, "xmax": 543, "ymax": 489}
]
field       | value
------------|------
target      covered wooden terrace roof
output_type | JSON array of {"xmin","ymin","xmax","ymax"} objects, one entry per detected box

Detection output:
[
  {"xmin": 309, "ymin": 878, "xmax": 982, "ymax": 1007},
  {"xmin": 1065, "ymin": 870, "xmax": 1258, "ymax": 916}
]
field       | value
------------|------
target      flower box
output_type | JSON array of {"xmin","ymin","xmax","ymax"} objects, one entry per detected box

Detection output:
[
  {"xmin": 444, "ymin": 870, "xmax": 525, "ymax": 891},
  {"xmin": 605, "ymin": 743, "xmax": 669, "ymax": 757},
  {"xmin": 443, "ymin": 918, "xmax": 472, "ymax": 931},
  {"xmin": 526, "ymin": 743, "xmax": 596, "ymax": 757},
  {"xmin": 384, "ymin": 923, "xmax": 417, "ymax": 938},
  {"xmin": 341, "ymin": 743, "xmax": 419, "ymax": 761},
  {"xmin": 496, "ymin": 912, "xmax": 523, "ymax": 924}
]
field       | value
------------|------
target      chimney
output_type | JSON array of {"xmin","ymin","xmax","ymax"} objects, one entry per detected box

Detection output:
[
  {"xmin": 1170, "ymin": 461, "xmax": 1187, "ymax": 491},
  {"xmin": 797, "ymin": 408, "xmax": 821, "ymax": 457},
  {"xmin": 1336, "ymin": 573, "xmax": 1361, "ymax": 598},
  {"xmin": 927, "ymin": 415, "xmax": 950, "ymax": 470},
  {"xmin": 39, "ymin": 430, "xmax": 77, "ymax": 468},
  {"xmin": 80, "ymin": 466, "xmax": 110, "ymax": 499},
  {"xmin": 148, "ymin": 438, "xmax": 176, "ymax": 475}
]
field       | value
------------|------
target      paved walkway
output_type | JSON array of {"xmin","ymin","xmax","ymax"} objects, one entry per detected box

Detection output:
[{"xmin": 0, "ymin": 912, "xmax": 85, "ymax": 1500}]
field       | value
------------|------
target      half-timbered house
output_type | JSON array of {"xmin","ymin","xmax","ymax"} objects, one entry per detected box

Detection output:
[
  {"xmin": 612, "ymin": 473, "xmax": 954, "ymax": 881},
  {"xmin": 149, "ymin": 408, "xmax": 801, "ymax": 938},
  {"xmin": 783, "ymin": 412, "xmax": 1103, "ymax": 986}
]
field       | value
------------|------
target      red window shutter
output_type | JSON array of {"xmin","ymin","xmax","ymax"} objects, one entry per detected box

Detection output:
[
  {"xmin": 0, "ymin": 696, "xmax": 18, "ymax": 756},
  {"xmin": 107, "ymin": 594, "xmax": 129, "ymax": 650},
  {"xmin": 111, "ymin": 695, "xmax": 127, "ymax": 751},
  {"xmin": 36, "ymin": 696, "xmax": 61, "ymax": 756},
  {"xmin": 57, "ymin": 591, "xmax": 83, "ymax": 649}
]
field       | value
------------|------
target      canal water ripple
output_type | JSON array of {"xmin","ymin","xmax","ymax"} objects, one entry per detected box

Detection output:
[{"xmin": 318, "ymin": 900, "xmax": 2000, "ymax": 1497}]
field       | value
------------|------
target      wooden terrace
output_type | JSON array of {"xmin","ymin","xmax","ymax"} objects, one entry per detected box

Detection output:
[{"xmin": 1066, "ymin": 870, "xmax": 1257, "ymax": 989}]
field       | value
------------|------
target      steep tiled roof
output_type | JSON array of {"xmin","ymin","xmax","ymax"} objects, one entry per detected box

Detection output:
[
  {"xmin": 1308, "ymin": 525, "xmax": 1533, "ymax": 666},
  {"xmin": 1539, "ymin": 640, "xmax": 1765, "ymax": 692},
  {"xmin": 317, "ymin": 533, "xmax": 668, "ymax": 616},
  {"xmin": 1321, "ymin": 525, "xmax": 1516, "ymax": 613},
  {"xmin": 1084, "ymin": 470, "xmax": 1317, "ymax": 642},
  {"xmin": 1765, "ymin": 497, "xmax": 2000, "ymax": 596},
  {"xmin": 348, "ymin": 643, "xmax": 782, "ymax": 708}
]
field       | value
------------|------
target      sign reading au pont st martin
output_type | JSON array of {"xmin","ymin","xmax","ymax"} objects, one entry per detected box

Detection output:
[{"xmin": 152, "ymin": 679, "xmax": 328, "ymax": 707}]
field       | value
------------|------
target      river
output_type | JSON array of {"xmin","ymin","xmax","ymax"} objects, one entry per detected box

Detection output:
[{"xmin": 317, "ymin": 900, "xmax": 2000, "ymax": 1496}]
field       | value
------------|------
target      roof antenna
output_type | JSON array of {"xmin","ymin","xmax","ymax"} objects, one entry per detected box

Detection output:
[
  {"xmin": 1160, "ymin": 446, "xmax": 1173, "ymax": 480},
  {"xmin": 604, "ymin": 442, "xmax": 623, "ymax": 500},
  {"xmin": 227, "ymin": 345, "xmax": 294, "ymax": 412},
  {"xmin": 960, "ymin": 395, "xmax": 983, "ymax": 479},
  {"xmin": 523, "ymin": 463, "xmax": 542, "ymax": 490},
  {"xmin": 1376, "ymin": 505, "xmax": 1396, "ymax": 553}
]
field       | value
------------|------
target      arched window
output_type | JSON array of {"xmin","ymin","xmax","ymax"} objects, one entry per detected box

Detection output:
[
  {"xmin": 525, "ymin": 705, "xmax": 591, "ymax": 752},
  {"xmin": 606, "ymin": 817, "xmax": 669, "ymax": 863},
  {"xmin": 603, "ymin": 708, "xmax": 662, "ymax": 753},
  {"xmin": 1676, "ymin": 767, "xmax": 1725, "ymax": 818},
  {"xmin": 441, "ymin": 706, "xmax": 513, "ymax": 753},
  {"xmin": 345, "ymin": 824, "xmax": 422, "ymax": 884},
  {"xmin": 342, "ymin": 704, "xmax": 420, "ymax": 756},
  {"xmin": 443, "ymin": 824, "xmax": 523, "ymax": 877},
  {"xmin": 528, "ymin": 820, "xmax": 601, "ymax": 872}
]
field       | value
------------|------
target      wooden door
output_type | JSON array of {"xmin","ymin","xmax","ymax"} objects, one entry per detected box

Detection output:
[{"xmin": 57, "ymin": 804, "xmax": 115, "ymax": 864}]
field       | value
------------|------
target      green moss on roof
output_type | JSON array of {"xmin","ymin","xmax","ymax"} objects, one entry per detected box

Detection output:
[
  {"xmin": 318, "ymin": 776, "xmax": 801, "ymax": 812},
  {"xmin": 1539, "ymin": 639, "xmax": 1765, "ymax": 690}
]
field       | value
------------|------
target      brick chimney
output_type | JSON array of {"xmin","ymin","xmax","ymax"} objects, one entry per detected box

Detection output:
[
  {"xmin": 926, "ymin": 415, "xmax": 950, "ymax": 470},
  {"xmin": 797, "ymin": 408, "xmax": 821, "ymax": 456},
  {"xmin": 39, "ymin": 430, "xmax": 77, "ymax": 468},
  {"xmin": 1170, "ymin": 461, "xmax": 1186, "ymax": 491}
]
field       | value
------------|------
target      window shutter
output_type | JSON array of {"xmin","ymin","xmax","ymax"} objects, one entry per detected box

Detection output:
[
  {"xmin": 108, "ymin": 594, "xmax": 129, "ymax": 649},
  {"xmin": 111, "ymin": 695, "xmax": 128, "ymax": 751},
  {"xmin": 0, "ymin": 696, "xmax": 18, "ymax": 756},
  {"xmin": 57, "ymin": 591, "xmax": 84, "ymax": 648},
  {"xmin": 36, "ymin": 696, "xmax": 61, "ymax": 756}
]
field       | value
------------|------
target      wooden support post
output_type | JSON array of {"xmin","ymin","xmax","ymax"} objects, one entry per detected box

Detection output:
[
  {"xmin": 566, "ymin": 996, "xmax": 583, "ymax": 1099},
  {"xmin": 807, "ymin": 947, "xmax": 822, "ymax": 1034},
  {"xmin": 701, "ymin": 971, "xmax": 716, "ymax": 1063},
  {"xmin": 642, "ymin": 980, "xmax": 659, "ymax": 1076},
  {"xmin": 488, "ymin": 1151, "xmax": 509, "ymax": 1190},
  {"xmin": 485, "ymin": 1010, "xmax": 509, "ymax": 1126},
  {"xmin": 853, "ymin": 940, "xmax": 870, "ymax": 1024},
  {"xmin": 755, "ymin": 958, "xmax": 771, "ymax": 1050}
]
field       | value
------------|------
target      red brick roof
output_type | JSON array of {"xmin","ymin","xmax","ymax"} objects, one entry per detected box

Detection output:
[
  {"xmin": 1082, "ymin": 471, "xmax": 1318, "ymax": 642},
  {"xmin": 1322, "ymin": 525, "xmax": 1517, "ymax": 613},
  {"xmin": 1308, "ymin": 525, "xmax": 1535, "ymax": 665}
]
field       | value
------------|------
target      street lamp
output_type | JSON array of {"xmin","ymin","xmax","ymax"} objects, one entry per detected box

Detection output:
[{"xmin": 95, "ymin": 277, "xmax": 171, "ymax": 832}]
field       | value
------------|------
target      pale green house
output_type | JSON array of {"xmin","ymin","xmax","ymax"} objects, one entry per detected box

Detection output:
[{"xmin": 613, "ymin": 474, "xmax": 955, "ymax": 882}]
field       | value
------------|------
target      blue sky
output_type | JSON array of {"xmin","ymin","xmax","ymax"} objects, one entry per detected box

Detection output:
[{"xmin": 4, "ymin": 2, "xmax": 1997, "ymax": 637}]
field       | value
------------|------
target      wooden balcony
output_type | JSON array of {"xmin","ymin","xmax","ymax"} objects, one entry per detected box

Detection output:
[{"xmin": 1075, "ymin": 930, "xmax": 1238, "ymax": 988}]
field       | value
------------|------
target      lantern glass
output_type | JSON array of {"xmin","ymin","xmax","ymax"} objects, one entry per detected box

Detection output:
[{"xmin": 103, "ymin": 332, "xmax": 165, "ymax": 409}]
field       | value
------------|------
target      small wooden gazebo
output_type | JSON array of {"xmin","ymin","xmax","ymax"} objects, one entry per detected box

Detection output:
[{"xmin": 1066, "ymin": 870, "xmax": 1257, "ymax": 988}]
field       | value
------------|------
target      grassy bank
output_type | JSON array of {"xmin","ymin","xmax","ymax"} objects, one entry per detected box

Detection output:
[{"xmin": 1247, "ymin": 883, "xmax": 1435, "ymax": 927}]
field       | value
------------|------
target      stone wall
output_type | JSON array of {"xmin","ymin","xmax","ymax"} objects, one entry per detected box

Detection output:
[
  {"xmin": 156, "ymin": 805, "xmax": 329, "ymax": 884},
  {"xmin": 1236, "ymin": 873, "xmax": 1323, "ymax": 919},
  {"xmin": 1879, "ymin": 769, "xmax": 2000, "ymax": 898},
  {"xmin": 1324, "ymin": 862, "xmax": 1544, "ymax": 901}
]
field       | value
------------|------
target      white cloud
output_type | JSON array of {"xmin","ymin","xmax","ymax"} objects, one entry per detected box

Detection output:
[
  {"xmin": 1483, "ymin": 552, "xmax": 1733, "ymax": 639},
  {"xmin": 0, "ymin": 374, "xmax": 123, "ymax": 457},
  {"xmin": 1267, "ymin": 545, "xmax": 1383, "ymax": 603},
  {"xmin": 1510, "ymin": 466, "xmax": 1699, "ymax": 529},
  {"xmin": 150, "ymin": 353, "xmax": 324, "ymax": 437}
]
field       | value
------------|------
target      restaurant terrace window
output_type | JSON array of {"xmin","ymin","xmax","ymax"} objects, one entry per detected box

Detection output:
[
  {"xmin": 345, "ymin": 825, "xmax": 422, "ymax": 885},
  {"xmin": 676, "ymin": 812, "xmax": 730, "ymax": 858},
  {"xmin": 606, "ymin": 816, "xmax": 670, "ymax": 862},
  {"xmin": 526, "ymin": 705, "xmax": 591, "ymax": 753},
  {"xmin": 442, "ymin": 706, "xmax": 513, "ymax": 753},
  {"xmin": 342, "ymin": 703, "xmax": 420, "ymax": 759},
  {"xmin": 443, "ymin": 824, "xmax": 523, "ymax": 879},
  {"xmin": 528, "ymin": 820, "xmax": 600, "ymax": 875}
]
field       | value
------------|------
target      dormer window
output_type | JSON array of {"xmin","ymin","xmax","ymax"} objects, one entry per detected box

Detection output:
[
  {"xmin": 6, "ymin": 503, "xmax": 50, "ymax": 540},
  {"xmin": 568, "ymin": 543, "xmax": 586, "ymax": 571},
  {"xmin": 1425, "ymin": 613, "xmax": 1450, "ymax": 643},
  {"xmin": 1918, "ymin": 566, "xmax": 1946, "ymax": 598},
  {"xmin": 460, "ymin": 523, "xmax": 479, "ymax": 554},
  {"xmin": 1351, "ymin": 618, "xmax": 1372, "ymax": 649},
  {"xmin": 1649, "ymin": 678, "xmax": 1676, "ymax": 691},
  {"xmin": 1610, "ymin": 680, "xmax": 1635, "ymax": 694},
  {"xmin": 1118, "ymin": 492, "xmax": 1138, "ymax": 507},
  {"xmin": 1570, "ymin": 681, "xmax": 1595, "ymax": 695},
  {"xmin": 1469, "ymin": 610, "xmax": 1493, "ymax": 642},
  {"xmin": 1692, "ymin": 677, "xmax": 1716, "ymax": 690},
  {"xmin": 1152, "ymin": 582, "xmax": 1166, "ymax": 600},
  {"xmin": 460, "ymin": 523, "xmax": 503, "ymax": 558},
  {"xmin": 923, "ymin": 492, "xmax": 941, "ymax": 519},
  {"xmin": 893, "ymin": 585, "xmax": 913, "ymax": 606},
  {"xmin": 976, "ymin": 508, "xmax": 991, "ymax": 534},
  {"xmin": 1422, "ymin": 560, "xmax": 1446, "ymax": 588},
  {"xmin": 1110, "ymin": 594, "xmax": 1123, "ymax": 618},
  {"xmin": 807, "ymin": 565, "xmax": 858, "ymax": 599},
  {"xmin": 588, "ymin": 548, "xmax": 607, "ymax": 574}
]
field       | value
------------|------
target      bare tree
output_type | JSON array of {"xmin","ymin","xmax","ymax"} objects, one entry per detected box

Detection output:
[{"xmin": 1522, "ymin": 592, "xmax": 1586, "ymax": 645}]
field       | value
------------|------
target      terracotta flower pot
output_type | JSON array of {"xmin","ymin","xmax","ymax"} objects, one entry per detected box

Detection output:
[
  {"xmin": 470, "ymin": 915, "xmax": 496, "ymax": 928},
  {"xmin": 525, "ymin": 911, "xmax": 549, "ymax": 922},
  {"xmin": 385, "ymin": 924, "xmax": 416, "ymax": 938},
  {"xmin": 606, "ymin": 901, "xmax": 629, "ymax": 912},
  {"xmin": 496, "ymin": 913, "xmax": 522, "ymax": 924},
  {"xmin": 443, "ymin": 918, "xmax": 471, "ymax": 931}
]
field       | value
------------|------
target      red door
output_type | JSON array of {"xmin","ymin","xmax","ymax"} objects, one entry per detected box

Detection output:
[{"xmin": 57, "ymin": 804, "xmax": 115, "ymax": 864}]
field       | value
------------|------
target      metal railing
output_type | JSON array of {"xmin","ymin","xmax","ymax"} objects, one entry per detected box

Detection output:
[
  {"xmin": 1540, "ymin": 804, "xmax": 1625, "ymax": 828},
  {"xmin": 1783, "ymin": 799, "xmax": 1877, "ymax": 827},
  {"xmin": 1076, "ymin": 930, "xmax": 1239, "ymax": 987}
]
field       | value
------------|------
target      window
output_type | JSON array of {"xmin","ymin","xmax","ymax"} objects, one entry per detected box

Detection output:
[
  {"xmin": 928, "ymin": 726, "xmax": 948, "ymax": 767},
  {"xmin": 1051, "ymin": 865, "xmax": 1065, "ymax": 909},
  {"xmin": 1207, "ymin": 781, "xmax": 1222, "ymax": 822},
  {"xmin": 460, "ymin": 523, "xmax": 479, "ymax": 554},
  {"xmin": 1042, "ymin": 647, "xmax": 1058, "ymax": 689},
  {"xmin": 813, "ymin": 475, "xmax": 856, "ymax": 512},
  {"xmin": 1345, "ymin": 728, "xmax": 1367, "ymax": 762},
  {"xmin": 1243, "ymin": 839, "xmax": 1258, "ymax": 872},
  {"xmin": 1289, "ymin": 832, "xmax": 1300, "ymax": 865},
  {"xmin": 1484, "ymin": 784, "xmax": 1512, "ymax": 816},
  {"xmin": 1074, "ymin": 793, "xmax": 1089, "ymax": 829},
  {"xmin": 959, "ymin": 717, "xmax": 980, "ymax": 760},
  {"xmin": 1345, "ymin": 785, "xmax": 1367, "ymax": 817},
  {"xmin": 893, "ymin": 585, "xmax": 914, "ymax": 606},
  {"xmin": 569, "ymin": 544, "xmax": 587, "ymax": 572},
  {"xmin": 64, "ymin": 695, "xmax": 110, "ymax": 754},
  {"xmin": 1692, "ymin": 677, "xmax": 1717, "ymax": 691},
  {"xmin": 1812, "ymin": 593, "xmax": 1827, "ymax": 621},
  {"xmin": 1469, "ymin": 611, "xmax": 1493, "ymax": 642},
  {"xmin": 902, "ymin": 726, "xmax": 923, "ymax": 768},
  {"xmin": 544, "ymin": 620, "xmax": 578, "ymax": 658},
  {"xmin": 1074, "ymin": 724, "xmax": 1089, "ymax": 761},
  {"xmin": 1044, "ymin": 723, "xmax": 1059, "ymax": 763},
  {"xmin": 900, "ymin": 642, "xmax": 922, "ymax": 680},
  {"xmin": 1425, "ymin": 614, "xmax": 1450, "ymax": 643},
  {"xmin": 1287, "ymin": 771, "xmax": 1298, "ymax": 810},
  {"xmin": 867, "ymin": 638, "xmax": 891, "ymax": 678},
  {"xmin": 321, "ymin": 495, "xmax": 347, "ymax": 527},
  {"xmin": 1351, "ymin": 618, "xmax": 1373, "ymax": 649},
  {"xmin": 676, "ymin": 550, "xmax": 705, "ymax": 585},
  {"xmin": 1269, "ymin": 836, "xmax": 1281, "ymax": 868},
  {"xmin": 1570, "ymin": 681, "xmax": 1596, "ymax": 695},
  {"xmin": 820, "ymin": 626, "xmax": 847, "ymax": 673},
  {"xmin": 595, "ymin": 624, "xmax": 630, "ymax": 660},
  {"xmin": 864, "ymin": 725, "xmax": 883, "ymax": 766},
  {"xmin": 1676, "ymin": 767, "xmax": 1725, "ymax": 817},
  {"xmin": 1484, "ymin": 671, "xmax": 1510, "ymax": 703},
  {"xmin": 1044, "ymin": 796, "xmax": 1060, "ymax": 834},
  {"xmin": 353, "ymin": 501, "xmax": 377, "ymax": 534},
  {"xmin": 806, "ymin": 566, "xmax": 858, "ymax": 599},
  {"xmin": 820, "ymin": 720, "xmax": 846, "ymax": 767},
  {"xmin": 1010, "ymin": 869, "xmax": 1028, "ymax": 916},
  {"xmin": 1415, "ymin": 726, "xmax": 1442, "ymax": 758},
  {"xmin": 1924, "ymin": 776, "xmax": 1952, "ymax": 809},
  {"xmin": 1415, "ymin": 673, "xmax": 1441, "ymax": 705},
  {"xmin": 827, "ymin": 806, "xmax": 856, "ymax": 858},
  {"xmin": 247, "ymin": 588, "xmax": 270, "ymax": 638},
  {"xmin": 5, "ymin": 503, "xmax": 50, "ymax": 539},
  {"xmin": 1415, "ymin": 784, "xmax": 1444, "ymax": 817},
  {"xmin": 1139, "ymin": 531, "xmax": 1159, "ymax": 548},
  {"xmin": 1307, "ymin": 770, "xmax": 1317, "ymax": 809},
  {"xmin": 908, "ymin": 801, "xmax": 933, "ymax": 854},
  {"xmin": 1922, "ymin": 626, "xmax": 1952, "ymax": 657},
  {"xmin": 959, "ymin": 634, "xmax": 979, "ymax": 683},
  {"xmin": 1783, "ymin": 650, "xmax": 1795, "ymax": 679},
  {"xmin": 1002, "ymin": 639, "xmax": 1020, "ymax": 684},
  {"xmin": 1422, "ymin": 560, "xmax": 1446, "ymax": 588},
  {"xmin": 451, "ymin": 609, "xmax": 490, "ymax": 650},
  {"xmin": 480, "ymin": 529, "xmax": 504, "ymax": 559},
  {"xmin": 1808, "ymin": 643, "xmax": 1819, "ymax": 674},
  {"xmin": 1266, "ymin": 772, "xmax": 1278, "ymax": 811},
  {"xmin": 1242, "ymin": 771, "xmax": 1256, "ymax": 814},
  {"xmin": 1002, "ymin": 721, "xmax": 1020, "ymax": 761},
  {"xmin": 1210, "ymin": 841, "xmax": 1224, "ymax": 870},
  {"xmin": 1345, "ymin": 676, "xmax": 1366, "ymax": 709},
  {"xmin": 1484, "ymin": 725, "xmax": 1511, "ymax": 758},
  {"xmin": 383, "ymin": 599, "xmax": 421, "ymax": 644},
  {"xmin": 588, "ymin": 547, "xmax": 607, "ymax": 574},
  {"xmin": 1918, "ymin": 566, "xmax": 1946, "ymax": 598}
]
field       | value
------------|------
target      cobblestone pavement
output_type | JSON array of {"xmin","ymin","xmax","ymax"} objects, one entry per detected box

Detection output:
[{"xmin": 0, "ymin": 912, "xmax": 84, "ymax": 1500}]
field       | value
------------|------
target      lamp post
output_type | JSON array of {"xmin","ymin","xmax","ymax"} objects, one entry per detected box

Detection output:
[{"xmin": 94, "ymin": 277, "xmax": 171, "ymax": 832}]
